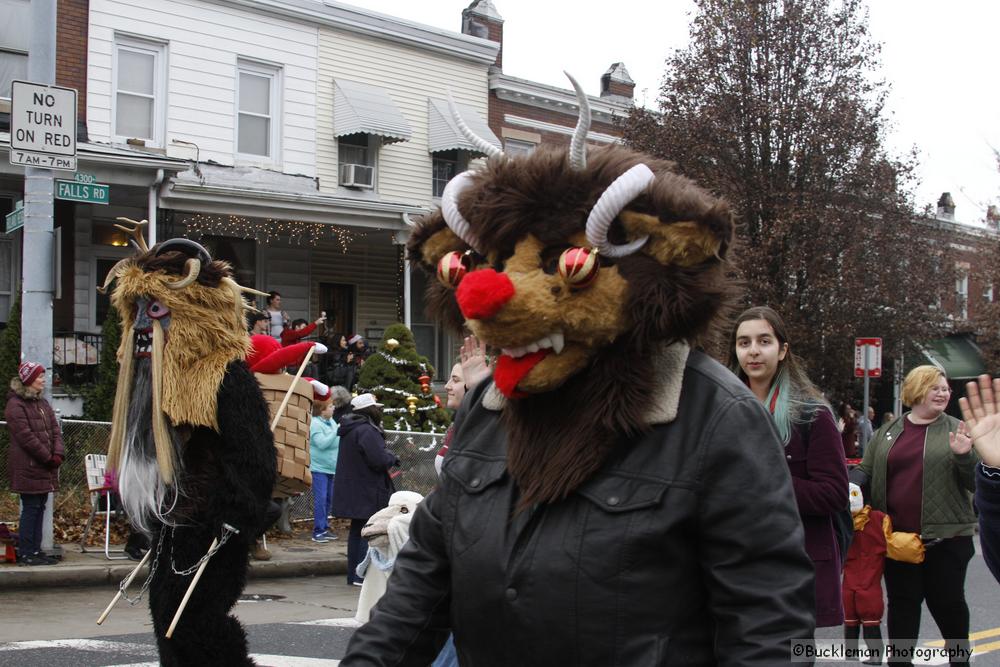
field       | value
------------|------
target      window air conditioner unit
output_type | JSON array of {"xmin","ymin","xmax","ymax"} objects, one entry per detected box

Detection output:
[{"xmin": 340, "ymin": 163, "xmax": 374, "ymax": 188}]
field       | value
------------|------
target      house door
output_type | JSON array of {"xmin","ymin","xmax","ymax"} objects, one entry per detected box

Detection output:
[{"xmin": 319, "ymin": 282, "xmax": 355, "ymax": 341}]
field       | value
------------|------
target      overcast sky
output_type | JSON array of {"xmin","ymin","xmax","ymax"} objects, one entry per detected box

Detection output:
[{"xmin": 347, "ymin": 0, "xmax": 1000, "ymax": 223}]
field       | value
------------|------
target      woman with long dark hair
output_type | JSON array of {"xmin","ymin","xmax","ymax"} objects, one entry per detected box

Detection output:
[{"xmin": 728, "ymin": 306, "xmax": 849, "ymax": 628}]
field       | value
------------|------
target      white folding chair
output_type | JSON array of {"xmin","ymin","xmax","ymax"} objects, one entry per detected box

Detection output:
[{"xmin": 79, "ymin": 453, "xmax": 128, "ymax": 559}]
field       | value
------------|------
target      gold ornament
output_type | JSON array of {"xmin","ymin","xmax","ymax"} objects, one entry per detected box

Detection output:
[
  {"xmin": 385, "ymin": 338, "xmax": 400, "ymax": 351},
  {"xmin": 406, "ymin": 395, "xmax": 418, "ymax": 416}
]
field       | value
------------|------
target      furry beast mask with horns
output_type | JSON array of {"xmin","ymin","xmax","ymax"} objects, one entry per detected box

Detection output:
[
  {"xmin": 408, "ymin": 76, "xmax": 738, "ymax": 508},
  {"xmin": 101, "ymin": 225, "xmax": 260, "ymax": 528}
]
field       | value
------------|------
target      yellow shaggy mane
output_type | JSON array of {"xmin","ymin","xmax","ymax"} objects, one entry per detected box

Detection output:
[{"xmin": 111, "ymin": 265, "xmax": 251, "ymax": 432}]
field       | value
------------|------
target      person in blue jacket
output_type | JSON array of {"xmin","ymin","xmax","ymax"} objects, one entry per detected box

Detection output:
[
  {"xmin": 956, "ymin": 374, "xmax": 1000, "ymax": 584},
  {"xmin": 310, "ymin": 399, "xmax": 340, "ymax": 543},
  {"xmin": 332, "ymin": 393, "xmax": 399, "ymax": 585}
]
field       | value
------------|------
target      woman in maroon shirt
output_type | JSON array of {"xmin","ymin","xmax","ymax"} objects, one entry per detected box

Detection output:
[
  {"xmin": 730, "ymin": 306, "xmax": 849, "ymax": 628},
  {"xmin": 856, "ymin": 366, "xmax": 979, "ymax": 666}
]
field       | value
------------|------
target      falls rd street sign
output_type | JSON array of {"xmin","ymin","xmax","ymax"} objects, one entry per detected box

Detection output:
[
  {"xmin": 5, "ymin": 200, "xmax": 24, "ymax": 234},
  {"xmin": 56, "ymin": 179, "xmax": 109, "ymax": 205},
  {"xmin": 9, "ymin": 80, "xmax": 78, "ymax": 171}
]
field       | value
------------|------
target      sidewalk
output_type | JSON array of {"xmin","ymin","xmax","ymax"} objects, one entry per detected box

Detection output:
[{"xmin": 0, "ymin": 530, "xmax": 348, "ymax": 590}]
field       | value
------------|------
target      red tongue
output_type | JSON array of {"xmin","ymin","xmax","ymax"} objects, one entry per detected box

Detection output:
[{"xmin": 494, "ymin": 350, "xmax": 550, "ymax": 398}]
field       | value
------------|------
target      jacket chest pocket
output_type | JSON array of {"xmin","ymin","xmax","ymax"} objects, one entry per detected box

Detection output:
[
  {"xmin": 561, "ymin": 474, "xmax": 678, "ymax": 583},
  {"xmin": 444, "ymin": 456, "xmax": 507, "ymax": 556}
]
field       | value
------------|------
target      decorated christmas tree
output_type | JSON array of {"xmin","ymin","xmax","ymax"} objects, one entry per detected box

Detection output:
[{"xmin": 356, "ymin": 323, "xmax": 452, "ymax": 432}]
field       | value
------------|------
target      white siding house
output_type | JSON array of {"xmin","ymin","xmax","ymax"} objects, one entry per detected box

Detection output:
[
  {"xmin": 72, "ymin": 0, "xmax": 498, "ymax": 379},
  {"xmin": 87, "ymin": 0, "xmax": 317, "ymax": 175}
]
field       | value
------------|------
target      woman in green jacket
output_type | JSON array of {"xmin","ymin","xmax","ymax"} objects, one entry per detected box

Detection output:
[{"xmin": 856, "ymin": 365, "xmax": 979, "ymax": 666}]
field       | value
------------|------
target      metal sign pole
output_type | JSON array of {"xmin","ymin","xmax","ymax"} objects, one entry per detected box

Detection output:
[
  {"xmin": 862, "ymin": 346, "xmax": 871, "ymax": 440},
  {"xmin": 23, "ymin": 0, "xmax": 58, "ymax": 554}
]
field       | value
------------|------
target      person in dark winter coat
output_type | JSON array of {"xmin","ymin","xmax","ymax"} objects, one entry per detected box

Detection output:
[
  {"xmin": 332, "ymin": 393, "xmax": 399, "ymax": 585},
  {"xmin": 730, "ymin": 306, "xmax": 850, "ymax": 628},
  {"xmin": 5, "ymin": 362, "xmax": 64, "ymax": 566}
]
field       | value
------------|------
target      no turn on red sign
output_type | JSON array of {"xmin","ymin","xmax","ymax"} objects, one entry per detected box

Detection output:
[
  {"xmin": 9, "ymin": 80, "xmax": 78, "ymax": 171},
  {"xmin": 854, "ymin": 337, "xmax": 882, "ymax": 378}
]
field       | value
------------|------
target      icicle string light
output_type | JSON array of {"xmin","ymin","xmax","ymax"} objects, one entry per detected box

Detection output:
[{"xmin": 185, "ymin": 214, "xmax": 368, "ymax": 251}]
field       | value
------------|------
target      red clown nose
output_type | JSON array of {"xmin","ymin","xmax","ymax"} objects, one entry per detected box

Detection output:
[{"xmin": 455, "ymin": 269, "xmax": 515, "ymax": 320}]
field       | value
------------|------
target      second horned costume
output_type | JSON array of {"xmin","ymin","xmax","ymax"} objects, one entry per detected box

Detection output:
[
  {"xmin": 343, "ymin": 77, "xmax": 815, "ymax": 665},
  {"xmin": 104, "ymin": 235, "xmax": 275, "ymax": 666}
]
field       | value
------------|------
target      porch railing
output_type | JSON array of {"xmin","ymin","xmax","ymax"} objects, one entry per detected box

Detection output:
[{"xmin": 52, "ymin": 331, "xmax": 103, "ymax": 386}]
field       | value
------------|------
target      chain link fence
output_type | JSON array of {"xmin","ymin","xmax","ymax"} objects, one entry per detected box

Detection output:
[{"xmin": 0, "ymin": 420, "xmax": 444, "ymax": 524}]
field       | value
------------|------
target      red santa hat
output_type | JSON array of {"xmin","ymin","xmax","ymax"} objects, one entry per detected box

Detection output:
[
  {"xmin": 247, "ymin": 334, "xmax": 326, "ymax": 374},
  {"xmin": 304, "ymin": 377, "xmax": 331, "ymax": 402}
]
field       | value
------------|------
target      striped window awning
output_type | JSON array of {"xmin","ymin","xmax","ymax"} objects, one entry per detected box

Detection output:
[
  {"xmin": 334, "ymin": 79, "xmax": 412, "ymax": 144},
  {"xmin": 427, "ymin": 98, "xmax": 501, "ymax": 155}
]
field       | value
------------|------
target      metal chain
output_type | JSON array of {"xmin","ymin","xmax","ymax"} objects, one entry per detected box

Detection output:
[
  {"xmin": 119, "ymin": 526, "xmax": 166, "ymax": 606},
  {"xmin": 170, "ymin": 524, "xmax": 238, "ymax": 577}
]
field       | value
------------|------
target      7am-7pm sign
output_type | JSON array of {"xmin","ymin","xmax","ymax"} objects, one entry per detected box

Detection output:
[
  {"xmin": 9, "ymin": 80, "xmax": 78, "ymax": 171},
  {"xmin": 854, "ymin": 337, "xmax": 882, "ymax": 378}
]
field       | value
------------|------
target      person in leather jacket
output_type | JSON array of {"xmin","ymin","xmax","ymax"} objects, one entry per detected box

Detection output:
[{"xmin": 342, "ymin": 85, "xmax": 816, "ymax": 665}]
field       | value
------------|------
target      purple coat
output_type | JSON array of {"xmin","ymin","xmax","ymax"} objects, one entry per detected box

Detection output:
[
  {"xmin": 5, "ymin": 379, "xmax": 64, "ymax": 495},
  {"xmin": 785, "ymin": 406, "xmax": 849, "ymax": 627}
]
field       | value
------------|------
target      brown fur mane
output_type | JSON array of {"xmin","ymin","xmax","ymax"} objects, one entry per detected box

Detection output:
[{"xmin": 409, "ymin": 144, "xmax": 739, "ymax": 508}]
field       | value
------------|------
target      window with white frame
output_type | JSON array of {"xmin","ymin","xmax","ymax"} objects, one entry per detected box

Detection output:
[
  {"xmin": 984, "ymin": 283, "xmax": 994, "ymax": 303},
  {"xmin": 236, "ymin": 60, "xmax": 280, "ymax": 160},
  {"xmin": 504, "ymin": 138, "xmax": 536, "ymax": 157},
  {"xmin": 113, "ymin": 36, "xmax": 166, "ymax": 145},
  {"xmin": 431, "ymin": 150, "xmax": 470, "ymax": 198},
  {"xmin": 0, "ymin": 0, "xmax": 30, "ymax": 99},
  {"xmin": 955, "ymin": 272, "xmax": 969, "ymax": 320}
]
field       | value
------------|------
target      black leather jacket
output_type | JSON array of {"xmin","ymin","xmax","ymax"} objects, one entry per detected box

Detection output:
[{"xmin": 343, "ymin": 350, "xmax": 815, "ymax": 666}]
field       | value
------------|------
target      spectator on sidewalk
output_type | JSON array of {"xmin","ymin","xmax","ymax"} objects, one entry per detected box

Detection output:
[
  {"xmin": 310, "ymin": 398, "xmax": 340, "ymax": 543},
  {"xmin": 330, "ymin": 384, "xmax": 353, "ymax": 423},
  {"xmin": 857, "ymin": 406, "xmax": 875, "ymax": 458},
  {"xmin": 332, "ymin": 393, "xmax": 399, "ymax": 586},
  {"xmin": 281, "ymin": 314, "xmax": 327, "ymax": 347},
  {"xmin": 729, "ymin": 306, "xmax": 849, "ymax": 628},
  {"xmin": 5, "ymin": 362, "xmax": 64, "ymax": 566},
  {"xmin": 954, "ymin": 374, "xmax": 1000, "ymax": 585},
  {"xmin": 840, "ymin": 403, "xmax": 859, "ymax": 458},
  {"xmin": 855, "ymin": 365, "xmax": 979, "ymax": 664},
  {"xmin": 266, "ymin": 291, "xmax": 289, "ymax": 339},
  {"xmin": 247, "ymin": 312, "xmax": 269, "ymax": 336}
]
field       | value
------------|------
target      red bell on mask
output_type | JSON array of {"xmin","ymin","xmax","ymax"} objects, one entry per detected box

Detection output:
[
  {"xmin": 437, "ymin": 251, "xmax": 471, "ymax": 289},
  {"xmin": 558, "ymin": 247, "xmax": 599, "ymax": 288}
]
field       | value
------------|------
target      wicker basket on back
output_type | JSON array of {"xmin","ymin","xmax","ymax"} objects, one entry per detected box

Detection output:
[{"xmin": 255, "ymin": 372, "xmax": 313, "ymax": 497}]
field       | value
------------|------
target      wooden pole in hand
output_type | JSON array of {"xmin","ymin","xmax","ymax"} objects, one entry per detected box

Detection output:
[
  {"xmin": 269, "ymin": 345, "xmax": 315, "ymax": 432},
  {"xmin": 96, "ymin": 548, "xmax": 152, "ymax": 624},
  {"xmin": 165, "ymin": 537, "xmax": 218, "ymax": 638}
]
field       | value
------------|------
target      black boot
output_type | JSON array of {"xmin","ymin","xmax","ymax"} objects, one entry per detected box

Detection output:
[
  {"xmin": 845, "ymin": 624, "xmax": 861, "ymax": 660},
  {"xmin": 862, "ymin": 625, "xmax": 884, "ymax": 665}
]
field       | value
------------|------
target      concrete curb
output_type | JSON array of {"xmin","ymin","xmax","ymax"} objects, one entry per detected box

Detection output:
[{"xmin": 0, "ymin": 553, "xmax": 348, "ymax": 590}]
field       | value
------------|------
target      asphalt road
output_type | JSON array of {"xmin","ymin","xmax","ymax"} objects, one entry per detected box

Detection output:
[{"xmin": 2, "ymin": 538, "xmax": 998, "ymax": 666}]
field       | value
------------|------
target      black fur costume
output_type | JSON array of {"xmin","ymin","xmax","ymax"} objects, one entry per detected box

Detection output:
[{"xmin": 103, "ymin": 235, "xmax": 276, "ymax": 666}]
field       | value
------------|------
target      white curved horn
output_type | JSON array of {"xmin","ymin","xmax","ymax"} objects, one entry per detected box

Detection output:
[
  {"xmin": 565, "ymin": 72, "xmax": 591, "ymax": 171},
  {"xmin": 165, "ymin": 258, "xmax": 201, "ymax": 290},
  {"xmin": 447, "ymin": 93, "xmax": 504, "ymax": 161},
  {"xmin": 585, "ymin": 164, "xmax": 655, "ymax": 258},
  {"xmin": 441, "ymin": 171, "xmax": 482, "ymax": 253}
]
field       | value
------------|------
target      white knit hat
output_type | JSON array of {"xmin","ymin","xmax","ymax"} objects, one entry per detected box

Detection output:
[{"xmin": 351, "ymin": 393, "xmax": 382, "ymax": 410}]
